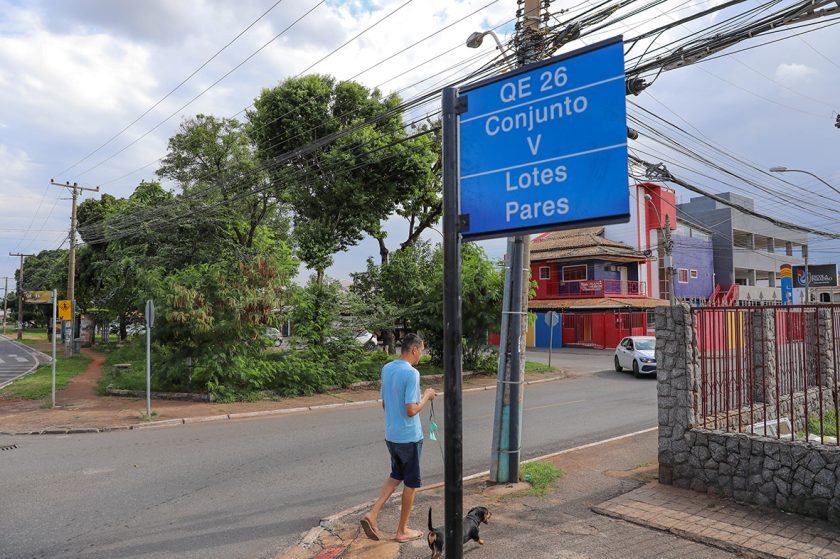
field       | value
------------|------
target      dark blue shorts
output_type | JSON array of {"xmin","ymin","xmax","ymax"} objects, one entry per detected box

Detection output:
[{"xmin": 386, "ymin": 440, "xmax": 423, "ymax": 488}]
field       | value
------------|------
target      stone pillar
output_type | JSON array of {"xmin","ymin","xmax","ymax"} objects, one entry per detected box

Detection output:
[
  {"xmin": 817, "ymin": 309, "xmax": 835, "ymax": 393},
  {"xmin": 656, "ymin": 305, "xmax": 698, "ymax": 486},
  {"xmin": 751, "ymin": 308, "xmax": 777, "ymax": 404},
  {"xmin": 768, "ymin": 271, "xmax": 776, "ymax": 288},
  {"xmin": 767, "ymin": 238, "xmax": 775, "ymax": 253},
  {"xmin": 748, "ymin": 269, "xmax": 757, "ymax": 286}
]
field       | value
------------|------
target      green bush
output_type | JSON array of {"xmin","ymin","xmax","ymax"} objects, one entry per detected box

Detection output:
[{"xmin": 268, "ymin": 348, "xmax": 361, "ymax": 396}]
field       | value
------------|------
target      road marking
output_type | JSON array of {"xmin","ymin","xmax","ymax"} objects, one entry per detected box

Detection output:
[
  {"xmin": 15, "ymin": 356, "xmax": 28, "ymax": 363},
  {"xmin": 82, "ymin": 467, "xmax": 116, "ymax": 476}
]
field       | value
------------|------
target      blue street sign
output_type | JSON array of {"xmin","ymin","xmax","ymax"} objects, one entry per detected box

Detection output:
[{"xmin": 458, "ymin": 37, "xmax": 629, "ymax": 240}]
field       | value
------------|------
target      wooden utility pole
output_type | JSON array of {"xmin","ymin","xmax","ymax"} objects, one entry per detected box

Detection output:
[
  {"xmin": 490, "ymin": 0, "xmax": 543, "ymax": 486},
  {"xmin": 1, "ymin": 276, "xmax": 9, "ymax": 335},
  {"xmin": 9, "ymin": 253, "xmax": 34, "ymax": 340},
  {"xmin": 50, "ymin": 180, "xmax": 99, "ymax": 355}
]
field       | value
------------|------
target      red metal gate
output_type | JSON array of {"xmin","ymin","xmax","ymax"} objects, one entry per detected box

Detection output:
[{"xmin": 561, "ymin": 312, "xmax": 647, "ymax": 349}]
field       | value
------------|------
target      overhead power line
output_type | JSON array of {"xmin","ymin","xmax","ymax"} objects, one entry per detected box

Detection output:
[
  {"xmin": 630, "ymin": 154, "xmax": 840, "ymax": 240},
  {"xmin": 53, "ymin": 0, "xmax": 289, "ymax": 178},
  {"xmin": 68, "ymin": 0, "xmax": 330, "ymax": 180}
]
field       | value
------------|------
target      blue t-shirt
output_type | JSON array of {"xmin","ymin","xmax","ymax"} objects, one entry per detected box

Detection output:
[{"xmin": 381, "ymin": 359, "xmax": 423, "ymax": 443}]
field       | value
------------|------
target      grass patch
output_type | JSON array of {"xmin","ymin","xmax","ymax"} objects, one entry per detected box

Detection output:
[
  {"xmin": 520, "ymin": 461, "xmax": 564, "ymax": 496},
  {"xmin": 524, "ymin": 361, "xmax": 559, "ymax": 374},
  {"xmin": 95, "ymin": 340, "xmax": 151, "ymax": 394},
  {"xmin": 806, "ymin": 408, "xmax": 838, "ymax": 438},
  {"xmin": 0, "ymin": 353, "xmax": 92, "ymax": 400}
]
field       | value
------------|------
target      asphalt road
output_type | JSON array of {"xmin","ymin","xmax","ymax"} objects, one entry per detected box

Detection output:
[
  {"xmin": 0, "ymin": 335, "xmax": 41, "ymax": 389},
  {"xmin": 0, "ymin": 351, "xmax": 655, "ymax": 559}
]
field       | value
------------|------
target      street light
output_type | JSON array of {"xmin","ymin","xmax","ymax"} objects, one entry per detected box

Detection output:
[
  {"xmin": 466, "ymin": 30, "xmax": 515, "ymax": 69},
  {"xmin": 769, "ymin": 166, "xmax": 836, "ymax": 304},
  {"xmin": 644, "ymin": 194, "xmax": 676, "ymax": 305},
  {"xmin": 769, "ymin": 166, "xmax": 840, "ymax": 197}
]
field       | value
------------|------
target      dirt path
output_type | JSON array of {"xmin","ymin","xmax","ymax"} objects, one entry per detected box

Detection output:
[{"xmin": 57, "ymin": 348, "xmax": 106, "ymax": 405}]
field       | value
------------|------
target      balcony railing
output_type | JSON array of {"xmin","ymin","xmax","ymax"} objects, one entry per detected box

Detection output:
[{"xmin": 543, "ymin": 279, "xmax": 647, "ymax": 299}]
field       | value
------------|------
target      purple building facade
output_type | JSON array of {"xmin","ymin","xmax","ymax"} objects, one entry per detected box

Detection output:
[{"xmin": 671, "ymin": 233, "xmax": 715, "ymax": 302}]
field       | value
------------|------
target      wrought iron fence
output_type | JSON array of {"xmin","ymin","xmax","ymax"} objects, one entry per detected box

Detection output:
[{"xmin": 691, "ymin": 305, "xmax": 840, "ymax": 446}]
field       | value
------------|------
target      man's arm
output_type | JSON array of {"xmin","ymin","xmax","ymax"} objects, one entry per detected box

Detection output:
[{"xmin": 405, "ymin": 388, "xmax": 436, "ymax": 417}]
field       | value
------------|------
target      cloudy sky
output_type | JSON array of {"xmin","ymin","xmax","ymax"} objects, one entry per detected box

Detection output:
[{"xmin": 1, "ymin": 0, "xmax": 838, "ymax": 290}]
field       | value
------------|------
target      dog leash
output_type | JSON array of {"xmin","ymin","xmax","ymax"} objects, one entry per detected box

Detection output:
[{"xmin": 429, "ymin": 400, "xmax": 445, "ymax": 464}]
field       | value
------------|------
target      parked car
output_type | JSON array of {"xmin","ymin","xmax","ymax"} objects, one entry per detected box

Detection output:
[
  {"xmin": 352, "ymin": 329, "xmax": 378, "ymax": 350},
  {"xmin": 264, "ymin": 327, "xmax": 283, "ymax": 347},
  {"xmin": 614, "ymin": 336, "xmax": 656, "ymax": 378}
]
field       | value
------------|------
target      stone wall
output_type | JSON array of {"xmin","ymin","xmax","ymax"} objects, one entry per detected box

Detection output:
[{"xmin": 656, "ymin": 305, "xmax": 840, "ymax": 523}]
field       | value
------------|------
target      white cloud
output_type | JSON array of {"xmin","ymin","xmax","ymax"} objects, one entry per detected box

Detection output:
[
  {"xmin": 774, "ymin": 62, "xmax": 818, "ymax": 85},
  {"xmin": 2, "ymin": 0, "xmax": 840, "ymax": 281}
]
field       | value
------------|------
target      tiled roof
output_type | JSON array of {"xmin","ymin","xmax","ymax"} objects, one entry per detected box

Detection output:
[
  {"xmin": 531, "ymin": 227, "xmax": 642, "ymax": 261},
  {"xmin": 528, "ymin": 297, "xmax": 670, "ymax": 310}
]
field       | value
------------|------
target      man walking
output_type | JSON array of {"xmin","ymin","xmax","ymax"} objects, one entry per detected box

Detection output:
[{"xmin": 361, "ymin": 333, "xmax": 435, "ymax": 542}]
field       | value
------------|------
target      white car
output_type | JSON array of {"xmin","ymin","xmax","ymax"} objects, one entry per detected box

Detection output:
[
  {"xmin": 614, "ymin": 336, "xmax": 657, "ymax": 378},
  {"xmin": 263, "ymin": 327, "xmax": 283, "ymax": 347},
  {"xmin": 353, "ymin": 329, "xmax": 378, "ymax": 350}
]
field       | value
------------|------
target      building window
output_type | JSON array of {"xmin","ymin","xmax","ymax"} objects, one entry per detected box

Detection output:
[
  {"xmin": 539, "ymin": 266, "xmax": 550, "ymax": 280},
  {"xmin": 562, "ymin": 264, "xmax": 587, "ymax": 282},
  {"xmin": 678, "ymin": 269, "xmax": 689, "ymax": 283},
  {"xmin": 690, "ymin": 270, "xmax": 698, "ymax": 279}
]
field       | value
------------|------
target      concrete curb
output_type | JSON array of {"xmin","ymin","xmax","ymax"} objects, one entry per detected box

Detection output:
[
  {"xmin": 281, "ymin": 426, "xmax": 657, "ymax": 555},
  {"xmin": 1, "ymin": 373, "xmax": 568, "ymax": 437}
]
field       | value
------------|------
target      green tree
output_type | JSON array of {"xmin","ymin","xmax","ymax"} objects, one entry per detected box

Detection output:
[
  {"xmin": 371, "ymin": 121, "xmax": 442, "ymax": 265},
  {"xmin": 76, "ymin": 183, "xmax": 170, "ymax": 339},
  {"xmin": 149, "ymin": 247, "xmax": 297, "ymax": 398},
  {"xmin": 156, "ymin": 114, "xmax": 289, "ymax": 253},
  {"xmin": 10, "ymin": 249, "xmax": 68, "ymax": 327},
  {"xmin": 250, "ymin": 74, "xmax": 429, "ymax": 279},
  {"xmin": 411, "ymin": 243, "xmax": 503, "ymax": 368},
  {"xmin": 351, "ymin": 241, "xmax": 436, "ymax": 353}
]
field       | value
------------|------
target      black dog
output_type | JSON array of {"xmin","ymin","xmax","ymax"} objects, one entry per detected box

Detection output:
[{"xmin": 427, "ymin": 506, "xmax": 492, "ymax": 559}]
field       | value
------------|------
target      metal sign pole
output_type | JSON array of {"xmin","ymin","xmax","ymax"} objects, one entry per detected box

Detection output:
[
  {"xmin": 146, "ymin": 299, "xmax": 154, "ymax": 418},
  {"xmin": 442, "ymin": 86, "xmax": 464, "ymax": 559},
  {"xmin": 51, "ymin": 289, "xmax": 57, "ymax": 408},
  {"xmin": 548, "ymin": 312, "xmax": 555, "ymax": 369}
]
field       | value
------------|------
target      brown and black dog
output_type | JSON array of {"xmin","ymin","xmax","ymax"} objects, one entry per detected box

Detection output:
[{"xmin": 427, "ymin": 506, "xmax": 492, "ymax": 559}]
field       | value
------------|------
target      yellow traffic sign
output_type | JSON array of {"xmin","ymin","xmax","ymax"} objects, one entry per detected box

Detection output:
[
  {"xmin": 57, "ymin": 300, "xmax": 72, "ymax": 321},
  {"xmin": 23, "ymin": 291, "xmax": 53, "ymax": 304}
]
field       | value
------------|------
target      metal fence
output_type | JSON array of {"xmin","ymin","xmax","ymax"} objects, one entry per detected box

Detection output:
[{"xmin": 692, "ymin": 305, "xmax": 840, "ymax": 446}]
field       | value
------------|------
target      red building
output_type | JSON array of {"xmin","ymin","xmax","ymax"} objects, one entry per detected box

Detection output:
[{"xmin": 529, "ymin": 227, "xmax": 669, "ymax": 349}]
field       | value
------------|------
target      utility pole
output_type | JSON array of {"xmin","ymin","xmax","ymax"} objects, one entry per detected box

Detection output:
[
  {"xmin": 1, "ymin": 276, "xmax": 9, "ymax": 335},
  {"xmin": 50, "ymin": 179, "xmax": 99, "ymax": 356},
  {"xmin": 490, "ymin": 0, "xmax": 542, "ymax": 485},
  {"xmin": 9, "ymin": 253, "xmax": 34, "ymax": 340},
  {"xmin": 664, "ymin": 215, "xmax": 675, "ymax": 305}
]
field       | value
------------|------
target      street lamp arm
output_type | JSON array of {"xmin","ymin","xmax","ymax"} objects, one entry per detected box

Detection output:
[
  {"xmin": 466, "ymin": 30, "xmax": 515, "ymax": 69},
  {"xmin": 770, "ymin": 167, "xmax": 840, "ymax": 197}
]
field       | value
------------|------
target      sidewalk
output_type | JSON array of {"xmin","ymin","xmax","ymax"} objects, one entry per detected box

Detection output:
[
  {"xmin": 279, "ymin": 429, "xmax": 840, "ymax": 559},
  {"xmin": 0, "ymin": 347, "xmax": 566, "ymax": 434},
  {"xmin": 595, "ymin": 483, "xmax": 840, "ymax": 559}
]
